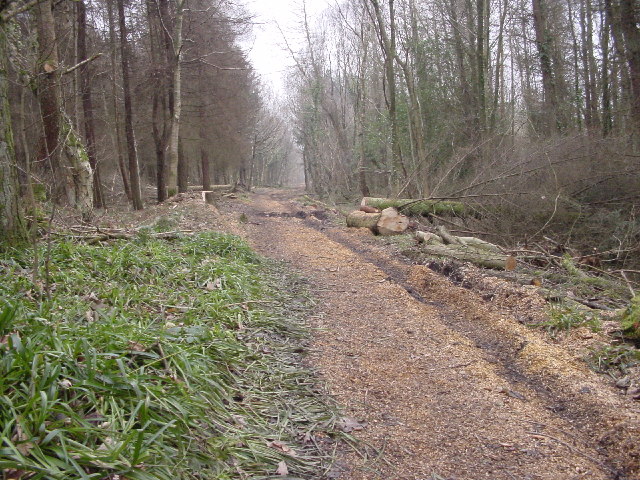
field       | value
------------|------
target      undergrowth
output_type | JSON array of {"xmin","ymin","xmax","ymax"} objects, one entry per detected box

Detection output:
[
  {"xmin": 0, "ymin": 233, "xmax": 339, "ymax": 479},
  {"xmin": 538, "ymin": 305, "xmax": 601, "ymax": 338}
]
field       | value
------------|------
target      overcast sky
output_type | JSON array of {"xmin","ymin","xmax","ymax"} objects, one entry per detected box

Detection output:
[{"xmin": 244, "ymin": 0, "xmax": 330, "ymax": 93}]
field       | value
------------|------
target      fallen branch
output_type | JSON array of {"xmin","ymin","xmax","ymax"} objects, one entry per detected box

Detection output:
[{"xmin": 526, "ymin": 432, "xmax": 612, "ymax": 473}]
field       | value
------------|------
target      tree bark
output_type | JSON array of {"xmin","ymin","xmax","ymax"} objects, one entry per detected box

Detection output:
[
  {"xmin": 117, "ymin": 0, "xmax": 143, "ymax": 210},
  {"xmin": 77, "ymin": 0, "xmax": 104, "ymax": 208},
  {"xmin": 106, "ymin": 0, "xmax": 131, "ymax": 201},
  {"xmin": 0, "ymin": 24, "xmax": 25, "ymax": 242},
  {"xmin": 34, "ymin": 0, "xmax": 64, "ymax": 201},
  {"xmin": 147, "ymin": 0, "xmax": 168, "ymax": 203},
  {"xmin": 532, "ymin": 0, "xmax": 564, "ymax": 133},
  {"xmin": 166, "ymin": 0, "xmax": 184, "ymax": 195}
]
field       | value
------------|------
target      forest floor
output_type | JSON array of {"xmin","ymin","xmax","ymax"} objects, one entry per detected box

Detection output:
[{"xmin": 102, "ymin": 187, "xmax": 640, "ymax": 480}]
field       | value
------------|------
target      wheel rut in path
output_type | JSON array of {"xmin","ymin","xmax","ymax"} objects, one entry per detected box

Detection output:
[{"xmin": 229, "ymin": 190, "xmax": 639, "ymax": 480}]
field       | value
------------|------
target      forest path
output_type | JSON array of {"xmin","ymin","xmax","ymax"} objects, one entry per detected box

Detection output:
[{"xmin": 224, "ymin": 188, "xmax": 639, "ymax": 480}]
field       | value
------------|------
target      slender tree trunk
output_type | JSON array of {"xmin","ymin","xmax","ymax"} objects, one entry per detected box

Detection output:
[
  {"xmin": 117, "ymin": 0, "xmax": 143, "ymax": 210},
  {"xmin": 601, "ymin": 6, "xmax": 613, "ymax": 136},
  {"xmin": 199, "ymin": 104, "xmax": 211, "ymax": 192},
  {"xmin": 567, "ymin": 0, "xmax": 583, "ymax": 129},
  {"xmin": 166, "ymin": 0, "xmax": 184, "ymax": 195},
  {"xmin": 106, "ymin": 0, "xmax": 130, "ymax": 200},
  {"xmin": 449, "ymin": 0, "xmax": 474, "ymax": 134},
  {"xmin": 490, "ymin": 0, "xmax": 507, "ymax": 131},
  {"xmin": 147, "ymin": 0, "xmax": 168, "ymax": 202},
  {"xmin": 476, "ymin": 0, "xmax": 487, "ymax": 136},
  {"xmin": 77, "ymin": 0, "xmax": 104, "ymax": 208},
  {"xmin": 585, "ymin": 0, "xmax": 599, "ymax": 130},
  {"xmin": 35, "ymin": 0, "xmax": 93, "ymax": 218},
  {"xmin": 356, "ymin": 20, "xmax": 370, "ymax": 198}
]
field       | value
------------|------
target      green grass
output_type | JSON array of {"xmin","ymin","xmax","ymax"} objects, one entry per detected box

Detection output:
[
  {"xmin": 537, "ymin": 305, "xmax": 601, "ymax": 338},
  {"xmin": 0, "ymin": 233, "xmax": 339, "ymax": 479}
]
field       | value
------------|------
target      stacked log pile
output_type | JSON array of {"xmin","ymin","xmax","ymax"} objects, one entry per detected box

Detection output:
[{"xmin": 346, "ymin": 197, "xmax": 515, "ymax": 270}]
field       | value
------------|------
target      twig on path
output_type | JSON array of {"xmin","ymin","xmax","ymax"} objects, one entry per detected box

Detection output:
[
  {"xmin": 526, "ymin": 431, "xmax": 613, "ymax": 472},
  {"xmin": 221, "ymin": 300, "xmax": 278, "ymax": 309}
]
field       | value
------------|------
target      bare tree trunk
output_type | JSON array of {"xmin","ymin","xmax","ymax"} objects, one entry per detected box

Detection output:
[
  {"xmin": 147, "ymin": 0, "xmax": 168, "ymax": 202},
  {"xmin": 567, "ymin": 0, "xmax": 584, "ymax": 129},
  {"xmin": 34, "ymin": 0, "xmax": 65, "ymax": 201},
  {"xmin": 0, "ymin": 25, "xmax": 25, "ymax": 242},
  {"xmin": 117, "ymin": 0, "xmax": 143, "ymax": 210},
  {"xmin": 166, "ymin": 0, "xmax": 184, "ymax": 195},
  {"xmin": 618, "ymin": 0, "xmax": 640, "ymax": 138},
  {"xmin": 605, "ymin": 0, "xmax": 631, "ymax": 130},
  {"xmin": 532, "ymin": 0, "xmax": 564, "ymax": 133},
  {"xmin": 35, "ymin": 0, "xmax": 93, "ymax": 218},
  {"xmin": 106, "ymin": 0, "xmax": 131, "ymax": 201},
  {"xmin": 77, "ymin": 0, "xmax": 104, "ymax": 208},
  {"xmin": 356, "ymin": 19, "xmax": 371, "ymax": 198}
]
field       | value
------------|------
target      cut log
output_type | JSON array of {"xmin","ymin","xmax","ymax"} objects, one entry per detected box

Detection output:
[
  {"xmin": 346, "ymin": 210, "xmax": 381, "ymax": 229},
  {"xmin": 362, "ymin": 197, "xmax": 468, "ymax": 217},
  {"xmin": 421, "ymin": 243, "xmax": 516, "ymax": 270},
  {"xmin": 376, "ymin": 207, "xmax": 409, "ymax": 235},
  {"xmin": 415, "ymin": 231, "xmax": 444, "ymax": 245}
]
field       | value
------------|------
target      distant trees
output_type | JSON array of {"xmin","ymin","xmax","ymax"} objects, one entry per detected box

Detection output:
[
  {"xmin": 1, "ymin": 0, "xmax": 294, "ymax": 242},
  {"xmin": 289, "ymin": 0, "xmax": 640, "ymax": 202}
]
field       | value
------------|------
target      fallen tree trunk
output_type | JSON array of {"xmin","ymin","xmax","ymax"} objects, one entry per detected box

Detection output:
[
  {"xmin": 361, "ymin": 197, "xmax": 468, "ymax": 217},
  {"xmin": 421, "ymin": 243, "xmax": 516, "ymax": 270},
  {"xmin": 435, "ymin": 226, "xmax": 501, "ymax": 253},
  {"xmin": 346, "ymin": 207, "xmax": 409, "ymax": 235}
]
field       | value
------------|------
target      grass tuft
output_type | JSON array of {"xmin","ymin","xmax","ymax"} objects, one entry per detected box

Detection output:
[{"xmin": 537, "ymin": 305, "xmax": 601, "ymax": 338}]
